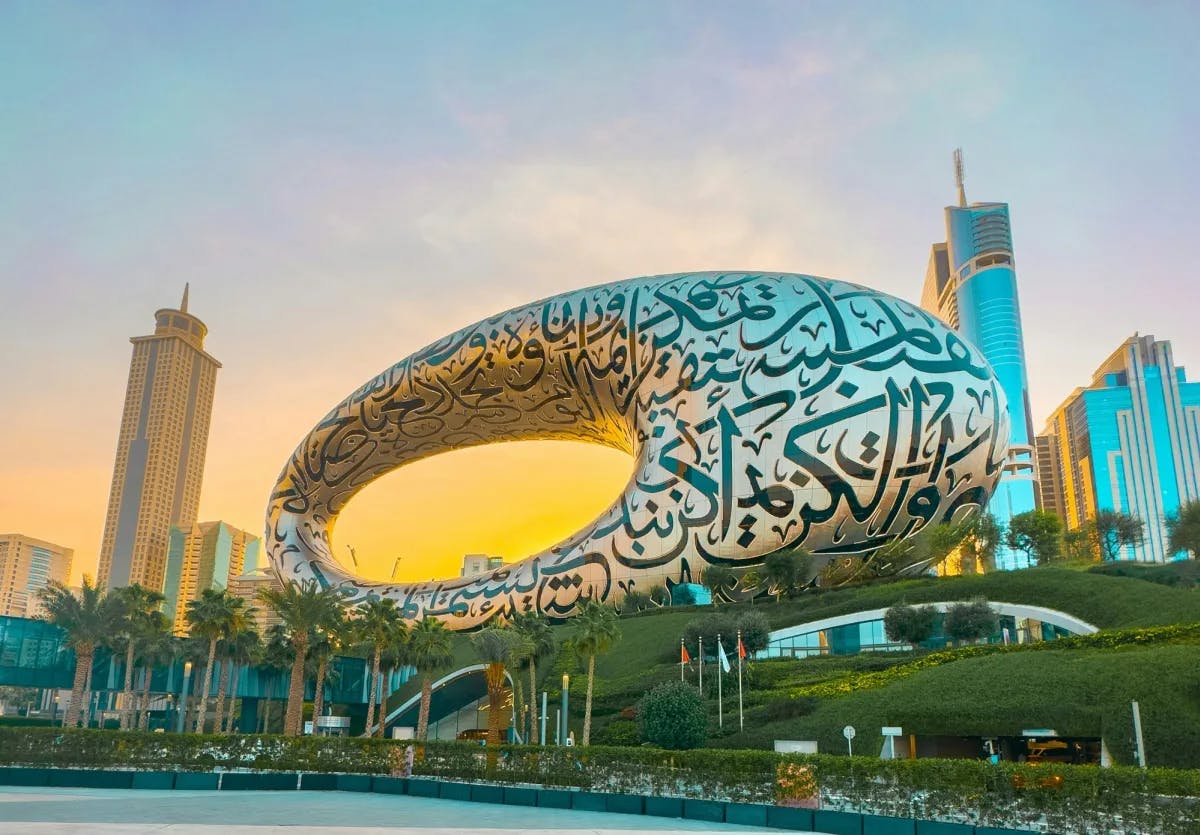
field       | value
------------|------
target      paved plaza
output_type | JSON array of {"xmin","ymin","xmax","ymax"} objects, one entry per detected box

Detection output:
[{"xmin": 0, "ymin": 787, "xmax": 795, "ymax": 834}]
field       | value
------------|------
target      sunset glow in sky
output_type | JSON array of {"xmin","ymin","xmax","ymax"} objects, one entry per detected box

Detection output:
[{"xmin": 2, "ymin": 2, "xmax": 1197, "ymax": 585}]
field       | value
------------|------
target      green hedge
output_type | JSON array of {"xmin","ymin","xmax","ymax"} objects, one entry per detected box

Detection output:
[{"xmin": 1, "ymin": 728, "xmax": 1198, "ymax": 833}]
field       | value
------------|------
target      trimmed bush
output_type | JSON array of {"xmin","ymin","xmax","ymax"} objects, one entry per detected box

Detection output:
[{"xmin": 637, "ymin": 681, "xmax": 708, "ymax": 750}]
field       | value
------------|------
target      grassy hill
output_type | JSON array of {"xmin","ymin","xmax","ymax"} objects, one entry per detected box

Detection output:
[{"xmin": 383, "ymin": 565, "xmax": 1200, "ymax": 765}]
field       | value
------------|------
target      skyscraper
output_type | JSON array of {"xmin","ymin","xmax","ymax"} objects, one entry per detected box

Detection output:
[
  {"xmin": 162, "ymin": 521, "xmax": 260, "ymax": 634},
  {"xmin": 0, "ymin": 534, "xmax": 73, "ymax": 618},
  {"xmin": 1037, "ymin": 334, "xmax": 1200, "ymax": 561},
  {"xmin": 921, "ymin": 151, "xmax": 1038, "ymax": 569},
  {"xmin": 97, "ymin": 286, "xmax": 220, "ymax": 592}
]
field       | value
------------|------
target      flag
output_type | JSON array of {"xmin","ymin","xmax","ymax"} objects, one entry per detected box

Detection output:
[
  {"xmin": 717, "ymin": 639, "xmax": 731, "ymax": 673},
  {"xmin": 737, "ymin": 637, "xmax": 747, "ymax": 659},
  {"xmin": 681, "ymin": 643, "xmax": 691, "ymax": 664}
]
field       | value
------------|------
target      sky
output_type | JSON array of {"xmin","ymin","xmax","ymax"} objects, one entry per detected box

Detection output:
[{"xmin": 2, "ymin": 1, "xmax": 1198, "ymax": 586}]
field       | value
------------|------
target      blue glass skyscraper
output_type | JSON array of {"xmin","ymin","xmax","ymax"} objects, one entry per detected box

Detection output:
[
  {"xmin": 921, "ymin": 151, "xmax": 1038, "ymax": 569},
  {"xmin": 1039, "ymin": 335, "xmax": 1200, "ymax": 561}
]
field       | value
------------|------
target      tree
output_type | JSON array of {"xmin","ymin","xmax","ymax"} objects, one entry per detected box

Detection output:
[
  {"xmin": 308, "ymin": 607, "xmax": 346, "ymax": 733},
  {"xmin": 883, "ymin": 603, "xmax": 939, "ymax": 647},
  {"xmin": 512, "ymin": 611, "xmax": 555, "ymax": 744},
  {"xmin": 112, "ymin": 584, "xmax": 165, "ymax": 730},
  {"xmin": 682, "ymin": 612, "xmax": 736, "ymax": 658},
  {"xmin": 405, "ymin": 616, "xmax": 455, "ymax": 742},
  {"xmin": 257, "ymin": 626, "xmax": 293, "ymax": 733},
  {"xmin": 258, "ymin": 579, "xmax": 348, "ymax": 736},
  {"xmin": 637, "ymin": 681, "xmax": 707, "ymax": 750},
  {"xmin": 1063, "ymin": 528, "xmax": 1098, "ymax": 562},
  {"xmin": 37, "ymin": 578, "xmax": 117, "ymax": 728},
  {"xmin": 647, "ymin": 585, "xmax": 671, "ymax": 607},
  {"xmin": 214, "ymin": 605, "xmax": 257, "ymax": 735},
  {"xmin": 967, "ymin": 513, "xmax": 1004, "ymax": 572},
  {"xmin": 943, "ymin": 599, "xmax": 998, "ymax": 645},
  {"xmin": 736, "ymin": 610, "xmax": 771, "ymax": 655},
  {"xmin": 619, "ymin": 590, "xmax": 651, "ymax": 615},
  {"xmin": 352, "ymin": 597, "xmax": 405, "ymax": 738},
  {"xmin": 572, "ymin": 600, "xmax": 621, "ymax": 746},
  {"xmin": 185, "ymin": 588, "xmax": 240, "ymax": 733},
  {"xmin": 470, "ymin": 627, "xmax": 529, "ymax": 749},
  {"xmin": 763, "ymin": 547, "xmax": 813, "ymax": 599},
  {"xmin": 220, "ymin": 624, "xmax": 260, "ymax": 734},
  {"xmin": 1006, "ymin": 510, "xmax": 1063, "ymax": 564},
  {"xmin": 702, "ymin": 565, "xmax": 735, "ymax": 602},
  {"xmin": 1167, "ymin": 500, "xmax": 1200, "ymax": 559},
  {"xmin": 1092, "ymin": 511, "xmax": 1145, "ymax": 561},
  {"xmin": 135, "ymin": 622, "xmax": 174, "ymax": 731}
]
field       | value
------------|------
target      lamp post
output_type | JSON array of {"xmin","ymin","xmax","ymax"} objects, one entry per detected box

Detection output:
[
  {"xmin": 176, "ymin": 661, "xmax": 193, "ymax": 734},
  {"xmin": 561, "ymin": 674, "xmax": 570, "ymax": 746}
]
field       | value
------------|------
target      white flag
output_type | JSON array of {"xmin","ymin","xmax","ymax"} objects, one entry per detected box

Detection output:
[{"xmin": 717, "ymin": 639, "xmax": 731, "ymax": 673}]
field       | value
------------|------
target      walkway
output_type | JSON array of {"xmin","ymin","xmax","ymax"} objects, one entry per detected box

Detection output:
[{"xmin": 0, "ymin": 787, "xmax": 785, "ymax": 834}]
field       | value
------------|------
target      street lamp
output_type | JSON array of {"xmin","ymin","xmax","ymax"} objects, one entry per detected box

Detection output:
[
  {"xmin": 561, "ymin": 674, "xmax": 569, "ymax": 746},
  {"xmin": 177, "ymin": 661, "xmax": 193, "ymax": 734}
]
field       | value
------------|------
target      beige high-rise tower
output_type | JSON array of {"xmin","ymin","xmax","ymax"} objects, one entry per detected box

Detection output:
[{"xmin": 97, "ymin": 286, "xmax": 220, "ymax": 591}]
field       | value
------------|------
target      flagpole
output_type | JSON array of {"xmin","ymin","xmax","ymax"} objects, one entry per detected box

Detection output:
[
  {"xmin": 680, "ymin": 638, "xmax": 685, "ymax": 682},
  {"xmin": 698, "ymin": 635, "xmax": 703, "ymax": 694},
  {"xmin": 717, "ymin": 633, "xmax": 723, "ymax": 728},
  {"xmin": 737, "ymin": 630, "xmax": 744, "ymax": 732}
]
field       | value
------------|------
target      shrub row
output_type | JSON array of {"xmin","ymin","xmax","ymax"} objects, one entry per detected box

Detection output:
[
  {"xmin": 791, "ymin": 622, "xmax": 1200, "ymax": 699},
  {"xmin": 1, "ymin": 728, "xmax": 1198, "ymax": 833}
]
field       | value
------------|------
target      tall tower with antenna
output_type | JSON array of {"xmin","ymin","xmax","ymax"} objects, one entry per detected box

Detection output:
[
  {"xmin": 98, "ymin": 287, "xmax": 221, "ymax": 592},
  {"xmin": 921, "ymin": 151, "xmax": 1038, "ymax": 570},
  {"xmin": 954, "ymin": 147, "xmax": 967, "ymax": 208}
]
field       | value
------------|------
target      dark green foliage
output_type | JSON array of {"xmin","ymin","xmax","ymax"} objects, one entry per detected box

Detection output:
[
  {"xmin": 1062, "ymin": 528, "xmax": 1098, "ymax": 562},
  {"xmin": 702, "ymin": 566, "xmax": 735, "ymax": 599},
  {"xmin": 591, "ymin": 718, "xmax": 641, "ymax": 747},
  {"xmin": 760, "ymin": 696, "xmax": 819, "ymax": 722},
  {"xmin": 620, "ymin": 591, "xmax": 651, "ymax": 615},
  {"xmin": 1006, "ymin": 510, "xmax": 1063, "ymax": 564},
  {"xmin": 637, "ymin": 681, "xmax": 708, "ymax": 750},
  {"xmin": 1090, "ymin": 560, "xmax": 1200, "ymax": 588},
  {"xmin": 763, "ymin": 548, "xmax": 813, "ymax": 597},
  {"xmin": 1166, "ymin": 500, "xmax": 1200, "ymax": 559},
  {"xmin": 942, "ymin": 598, "xmax": 998, "ymax": 644},
  {"xmin": 1, "ymin": 729, "xmax": 1198, "ymax": 832},
  {"xmin": 1092, "ymin": 510, "xmax": 1145, "ymax": 561},
  {"xmin": 647, "ymin": 585, "xmax": 671, "ymax": 606},
  {"xmin": 682, "ymin": 613, "xmax": 736, "ymax": 657},
  {"xmin": 735, "ymin": 610, "xmax": 771, "ymax": 654},
  {"xmin": 883, "ymin": 602, "xmax": 939, "ymax": 645}
]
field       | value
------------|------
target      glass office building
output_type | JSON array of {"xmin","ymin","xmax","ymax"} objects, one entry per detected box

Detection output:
[
  {"xmin": 921, "ymin": 154, "xmax": 1038, "ymax": 569},
  {"xmin": 1037, "ymin": 335, "xmax": 1200, "ymax": 561}
]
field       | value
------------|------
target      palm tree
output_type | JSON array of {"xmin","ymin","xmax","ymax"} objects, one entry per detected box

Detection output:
[
  {"xmin": 470, "ymin": 627, "xmax": 530, "ymax": 749},
  {"xmin": 258, "ymin": 579, "xmax": 348, "ymax": 736},
  {"xmin": 352, "ymin": 598, "xmax": 404, "ymax": 737},
  {"xmin": 376, "ymin": 628, "xmax": 410, "ymax": 738},
  {"xmin": 258, "ymin": 626, "xmax": 292, "ymax": 733},
  {"xmin": 213, "ymin": 603, "xmax": 257, "ymax": 735},
  {"xmin": 37, "ymin": 578, "xmax": 117, "ymax": 728},
  {"xmin": 112, "ymin": 584, "xmax": 166, "ymax": 730},
  {"xmin": 221, "ymin": 626, "xmax": 261, "ymax": 734},
  {"xmin": 512, "ymin": 612, "xmax": 555, "ymax": 744},
  {"xmin": 185, "ymin": 589, "xmax": 241, "ymax": 733},
  {"xmin": 309, "ymin": 608, "xmax": 347, "ymax": 731},
  {"xmin": 572, "ymin": 600, "xmax": 621, "ymax": 746},
  {"xmin": 406, "ymin": 617, "xmax": 455, "ymax": 741},
  {"xmin": 133, "ymin": 625, "xmax": 175, "ymax": 731}
]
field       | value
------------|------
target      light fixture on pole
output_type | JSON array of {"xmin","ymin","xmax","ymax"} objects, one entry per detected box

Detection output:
[
  {"xmin": 177, "ymin": 661, "xmax": 193, "ymax": 734},
  {"xmin": 561, "ymin": 674, "xmax": 569, "ymax": 746}
]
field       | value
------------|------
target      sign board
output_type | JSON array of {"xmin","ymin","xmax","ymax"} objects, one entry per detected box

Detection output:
[
  {"xmin": 881, "ymin": 726, "xmax": 903, "ymax": 736},
  {"xmin": 1021, "ymin": 729, "xmax": 1058, "ymax": 737},
  {"xmin": 774, "ymin": 740, "xmax": 819, "ymax": 754},
  {"xmin": 317, "ymin": 716, "xmax": 351, "ymax": 728},
  {"xmin": 842, "ymin": 725, "xmax": 856, "ymax": 741}
]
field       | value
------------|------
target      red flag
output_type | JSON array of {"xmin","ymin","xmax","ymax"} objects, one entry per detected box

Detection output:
[
  {"xmin": 681, "ymin": 643, "xmax": 691, "ymax": 664},
  {"xmin": 737, "ymin": 638, "xmax": 747, "ymax": 659}
]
